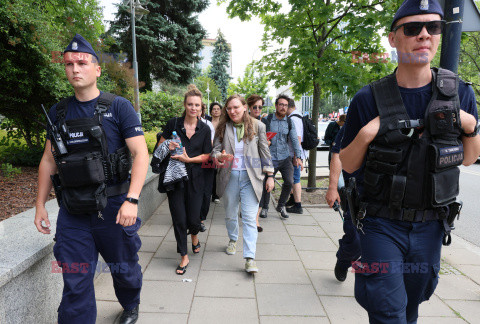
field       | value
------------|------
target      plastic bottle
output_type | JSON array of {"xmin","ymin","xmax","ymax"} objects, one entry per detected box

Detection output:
[{"xmin": 171, "ymin": 131, "xmax": 183, "ymax": 156}]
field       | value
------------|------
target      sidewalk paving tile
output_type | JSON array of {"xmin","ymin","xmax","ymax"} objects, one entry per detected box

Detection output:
[
  {"xmin": 291, "ymin": 236, "xmax": 337, "ymax": 252},
  {"xmin": 95, "ymin": 273, "xmax": 117, "ymax": 302},
  {"xmin": 309, "ymin": 270, "xmax": 355, "ymax": 297},
  {"xmin": 442, "ymin": 248, "xmax": 480, "ymax": 266},
  {"xmin": 138, "ymin": 251, "xmax": 154, "ymax": 273},
  {"xmin": 254, "ymin": 261, "xmax": 311, "ymax": 284},
  {"xmin": 138, "ymin": 224, "xmax": 170, "ymax": 237},
  {"xmin": 189, "ymin": 297, "xmax": 258, "ymax": 324},
  {"xmin": 256, "ymin": 283, "xmax": 325, "ymax": 316},
  {"xmin": 442, "ymin": 300, "xmax": 480, "ymax": 324},
  {"xmin": 282, "ymin": 215, "xmax": 318, "ymax": 226},
  {"xmin": 259, "ymin": 316, "xmax": 329, "ymax": 323},
  {"xmin": 434, "ymin": 274, "xmax": 480, "ymax": 300},
  {"xmin": 255, "ymin": 243, "xmax": 300, "ymax": 261},
  {"xmin": 137, "ymin": 313, "xmax": 188, "ymax": 324},
  {"xmin": 96, "ymin": 300, "xmax": 122, "ymax": 324},
  {"xmin": 143, "ymin": 258, "xmax": 202, "ymax": 282},
  {"xmin": 415, "ymin": 317, "xmax": 466, "ymax": 323},
  {"xmin": 145, "ymin": 213, "xmax": 172, "ymax": 225},
  {"xmin": 256, "ymin": 231, "xmax": 292, "ymax": 244},
  {"xmin": 140, "ymin": 281, "xmax": 195, "ymax": 313},
  {"xmin": 317, "ymin": 221, "xmax": 343, "ymax": 234},
  {"xmin": 205, "ymin": 235, "xmax": 243, "ymax": 253},
  {"xmin": 285, "ymin": 225, "xmax": 328, "ymax": 237},
  {"xmin": 312, "ymin": 212, "xmax": 341, "ymax": 223},
  {"xmin": 201, "ymin": 251, "xmax": 246, "ymax": 271},
  {"xmin": 319, "ymin": 296, "xmax": 368, "ymax": 323},
  {"xmin": 257, "ymin": 219, "xmax": 288, "ymax": 232},
  {"xmin": 298, "ymin": 251, "xmax": 337, "ymax": 270},
  {"xmin": 139, "ymin": 236, "xmax": 164, "ymax": 253},
  {"xmin": 419, "ymin": 294, "xmax": 459, "ymax": 317},
  {"xmin": 195, "ymin": 270, "xmax": 255, "ymax": 298},
  {"xmin": 208, "ymin": 224, "xmax": 231, "ymax": 236},
  {"xmin": 458, "ymin": 265, "xmax": 480, "ymax": 285}
]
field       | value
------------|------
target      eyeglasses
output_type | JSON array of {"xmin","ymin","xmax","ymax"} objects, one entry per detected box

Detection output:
[
  {"xmin": 252, "ymin": 105, "xmax": 262, "ymax": 110},
  {"xmin": 393, "ymin": 20, "xmax": 445, "ymax": 37},
  {"xmin": 277, "ymin": 103, "xmax": 288, "ymax": 108}
]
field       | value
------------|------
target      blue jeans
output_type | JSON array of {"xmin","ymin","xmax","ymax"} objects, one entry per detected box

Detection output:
[
  {"xmin": 293, "ymin": 164, "xmax": 301, "ymax": 184},
  {"xmin": 223, "ymin": 170, "xmax": 259, "ymax": 259}
]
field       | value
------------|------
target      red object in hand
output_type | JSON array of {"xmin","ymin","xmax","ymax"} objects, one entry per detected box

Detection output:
[{"xmin": 266, "ymin": 132, "xmax": 277, "ymax": 141}]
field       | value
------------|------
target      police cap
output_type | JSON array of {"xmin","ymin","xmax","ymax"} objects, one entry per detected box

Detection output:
[
  {"xmin": 391, "ymin": 0, "xmax": 444, "ymax": 31},
  {"xmin": 63, "ymin": 33, "xmax": 99, "ymax": 63}
]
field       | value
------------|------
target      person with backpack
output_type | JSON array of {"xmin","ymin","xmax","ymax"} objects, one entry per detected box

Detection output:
[
  {"xmin": 285, "ymin": 99, "xmax": 305, "ymax": 214},
  {"xmin": 260, "ymin": 95, "xmax": 303, "ymax": 219},
  {"xmin": 324, "ymin": 114, "xmax": 346, "ymax": 166}
]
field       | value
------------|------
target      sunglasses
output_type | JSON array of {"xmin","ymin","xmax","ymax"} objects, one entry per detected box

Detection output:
[
  {"xmin": 252, "ymin": 105, "xmax": 262, "ymax": 110},
  {"xmin": 393, "ymin": 20, "xmax": 445, "ymax": 37}
]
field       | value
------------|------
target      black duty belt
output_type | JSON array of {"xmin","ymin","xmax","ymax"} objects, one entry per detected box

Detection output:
[
  {"xmin": 368, "ymin": 205, "xmax": 440, "ymax": 222},
  {"xmin": 106, "ymin": 181, "xmax": 130, "ymax": 197}
]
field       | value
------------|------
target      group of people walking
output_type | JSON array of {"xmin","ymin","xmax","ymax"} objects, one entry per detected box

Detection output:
[
  {"xmin": 155, "ymin": 85, "xmax": 307, "ymax": 275},
  {"xmin": 33, "ymin": 0, "xmax": 480, "ymax": 323}
]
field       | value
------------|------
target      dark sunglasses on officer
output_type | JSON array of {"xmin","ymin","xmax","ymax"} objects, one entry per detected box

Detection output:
[
  {"xmin": 393, "ymin": 20, "xmax": 445, "ymax": 37},
  {"xmin": 252, "ymin": 105, "xmax": 262, "ymax": 110}
]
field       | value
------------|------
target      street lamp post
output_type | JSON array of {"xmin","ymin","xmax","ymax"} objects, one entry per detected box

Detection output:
[
  {"xmin": 128, "ymin": 0, "xmax": 149, "ymax": 121},
  {"xmin": 206, "ymin": 82, "xmax": 211, "ymax": 108}
]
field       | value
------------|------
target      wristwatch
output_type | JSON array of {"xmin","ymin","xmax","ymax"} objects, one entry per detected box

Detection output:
[
  {"xmin": 267, "ymin": 174, "xmax": 275, "ymax": 178},
  {"xmin": 125, "ymin": 197, "xmax": 139, "ymax": 205},
  {"xmin": 462, "ymin": 124, "xmax": 478, "ymax": 137}
]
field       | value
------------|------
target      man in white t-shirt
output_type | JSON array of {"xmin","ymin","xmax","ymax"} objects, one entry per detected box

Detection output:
[{"xmin": 286, "ymin": 99, "xmax": 304, "ymax": 214}]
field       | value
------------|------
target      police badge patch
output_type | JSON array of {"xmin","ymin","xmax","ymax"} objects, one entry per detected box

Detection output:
[
  {"xmin": 420, "ymin": 0, "xmax": 429, "ymax": 10},
  {"xmin": 72, "ymin": 42, "xmax": 78, "ymax": 50}
]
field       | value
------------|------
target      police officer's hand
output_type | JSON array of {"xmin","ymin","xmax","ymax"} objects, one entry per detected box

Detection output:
[
  {"xmin": 360, "ymin": 116, "xmax": 380, "ymax": 143},
  {"xmin": 325, "ymin": 187, "xmax": 340, "ymax": 208},
  {"xmin": 170, "ymin": 147, "xmax": 191, "ymax": 163},
  {"xmin": 116, "ymin": 201, "xmax": 137, "ymax": 227},
  {"xmin": 34, "ymin": 206, "xmax": 51, "ymax": 234}
]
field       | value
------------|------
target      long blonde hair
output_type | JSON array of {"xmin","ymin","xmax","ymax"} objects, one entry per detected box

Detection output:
[{"xmin": 216, "ymin": 94, "xmax": 255, "ymax": 143}]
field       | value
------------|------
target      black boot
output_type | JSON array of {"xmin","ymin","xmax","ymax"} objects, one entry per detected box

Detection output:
[
  {"xmin": 285, "ymin": 194, "xmax": 295, "ymax": 207},
  {"xmin": 334, "ymin": 262, "xmax": 348, "ymax": 282},
  {"xmin": 119, "ymin": 304, "xmax": 139, "ymax": 324}
]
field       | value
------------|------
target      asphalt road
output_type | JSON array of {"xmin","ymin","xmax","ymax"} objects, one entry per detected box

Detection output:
[{"xmin": 315, "ymin": 150, "xmax": 480, "ymax": 248}]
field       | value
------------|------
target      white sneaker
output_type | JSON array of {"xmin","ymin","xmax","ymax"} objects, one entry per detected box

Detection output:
[
  {"xmin": 245, "ymin": 258, "xmax": 258, "ymax": 273},
  {"xmin": 226, "ymin": 240, "xmax": 237, "ymax": 255}
]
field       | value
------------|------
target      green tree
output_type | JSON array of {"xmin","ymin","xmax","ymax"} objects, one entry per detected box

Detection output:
[
  {"xmin": 228, "ymin": 63, "xmax": 269, "ymax": 98},
  {"xmin": 107, "ymin": 0, "xmax": 208, "ymax": 91},
  {"xmin": 220, "ymin": 0, "xmax": 397, "ymax": 188},
  {"xmin": 0, "ymin": 0, "xmax": 104, "ymax": 152},
  {"xmin": 194, "ymin": 75, "xmax": 222, "ymax": 105},
  {"xmin": 208, "ymin": 30, "xmax": 232, "ymax": 101}
]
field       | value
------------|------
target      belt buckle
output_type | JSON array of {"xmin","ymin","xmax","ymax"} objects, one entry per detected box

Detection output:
[{"xmin": 402, "ymin": 208, "xmax": 416, "ymax": 222}]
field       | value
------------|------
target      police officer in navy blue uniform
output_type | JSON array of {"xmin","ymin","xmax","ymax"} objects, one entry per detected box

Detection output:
[
  {"xmin": 326, "ymin": 126, "xmax": 361, "ymax": 282},
  {"xmin": 34, "ymin": 34, "xmax": 149, "ymax": 324},
  {"xmin": 340, "ymin": 1, "xmax": 480, "ymax": 322}
]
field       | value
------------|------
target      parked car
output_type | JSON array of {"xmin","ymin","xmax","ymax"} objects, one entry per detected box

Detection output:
[{"xmin": 317, "ymin": 122, "xmax": 330, "ymax": 150}]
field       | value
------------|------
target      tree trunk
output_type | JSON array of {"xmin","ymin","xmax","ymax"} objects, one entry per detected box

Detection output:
[{"xmin": 307, "ymin": 82, "xmax": 321, "ymax": 191}]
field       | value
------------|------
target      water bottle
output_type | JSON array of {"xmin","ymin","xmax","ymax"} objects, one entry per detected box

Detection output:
[{"xmin": 171, "ymin": 131, "xmax": 183, "ymax": 156}]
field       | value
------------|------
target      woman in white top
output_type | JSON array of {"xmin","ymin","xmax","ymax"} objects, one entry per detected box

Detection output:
[{"xmin": 212, "ymin": 94, "xmax": 274, "ymax": 273}]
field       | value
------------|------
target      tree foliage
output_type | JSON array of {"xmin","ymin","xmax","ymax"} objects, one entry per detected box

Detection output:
[
  {"xmin": 194, "ymin": 75, "xmax": 223, "ymax": 104},
  {"xmin": 107, "ymin": 0, "xmax": 208, "ymax": 91},
  {"xmin": 219, "ymin": 0, "xmax": 398, "ymax": 187},
  {"xmin": 228, "ymin": 63, "xmax": 269, "ymax": 99},
  {"xmin": 0, "ymin": 0, "xmax": 105, "ymax": 152},
  {"xmin": 208, "ymin": 30, "xmax": 232, "ymax": 101}
]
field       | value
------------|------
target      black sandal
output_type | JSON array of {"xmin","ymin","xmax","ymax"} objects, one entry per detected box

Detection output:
[
  {"xmin": 176, "ymin": 263, "xmax": 189, "ymax": 275},
  {"xmin": 192, "ymin": 241, "xmax": 201, "ymax": 254}
]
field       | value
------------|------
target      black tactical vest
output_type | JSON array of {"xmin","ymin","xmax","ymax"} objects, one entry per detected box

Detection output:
[
  {"xmin": 364, "ymin": 68, "xmax": 463, "ymax": 216},
  {"xmin": 50, "ymin": 92, "xmax": 132, "ymax": 215}
]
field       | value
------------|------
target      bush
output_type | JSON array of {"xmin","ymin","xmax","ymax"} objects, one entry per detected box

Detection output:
[
  {"xmin": 0, "ymin": 128, "xmax": 44, "ymax": 167},
  {"xmin": 144, "ymin": 131, "xmax": 159, "ymax": 154},
  {"xmin": 140, "ymin": 91, "xmax": 184, "ymax": 132},
  {"xmin": 1, "ymin": 163, "xmax": 22, "ymax": 178}
]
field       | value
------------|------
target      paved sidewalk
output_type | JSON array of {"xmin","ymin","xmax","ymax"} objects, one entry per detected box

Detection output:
[{"xmin": 95, "ymin": 199, "xmax": 480, "ymax": 323}]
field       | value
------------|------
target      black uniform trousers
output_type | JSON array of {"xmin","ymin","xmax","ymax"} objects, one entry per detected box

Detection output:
[{"xmin": 166, "ymin": 179, "xmax": 202, "ymax": 256}]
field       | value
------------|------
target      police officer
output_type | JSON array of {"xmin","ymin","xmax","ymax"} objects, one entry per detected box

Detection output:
[
  {"xmin": 340, "ymin": 0, "xmax": 480, "ymax": 322},
  {"xmin": 326, "ymin": 126, "xmax": 361, "ymax": 282},
  {"xmin": 34, "ymin": 34, "xmax": 149, "ymax": 324}
]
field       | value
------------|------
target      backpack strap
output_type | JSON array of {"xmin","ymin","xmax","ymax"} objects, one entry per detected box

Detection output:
[
  {"xmin": 96, "ymin": 92, "xmax": 117, "ymax": 115},
  {"xmin": 55, "ymin": 96, "xmax": 74, "ymax": 126}
]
